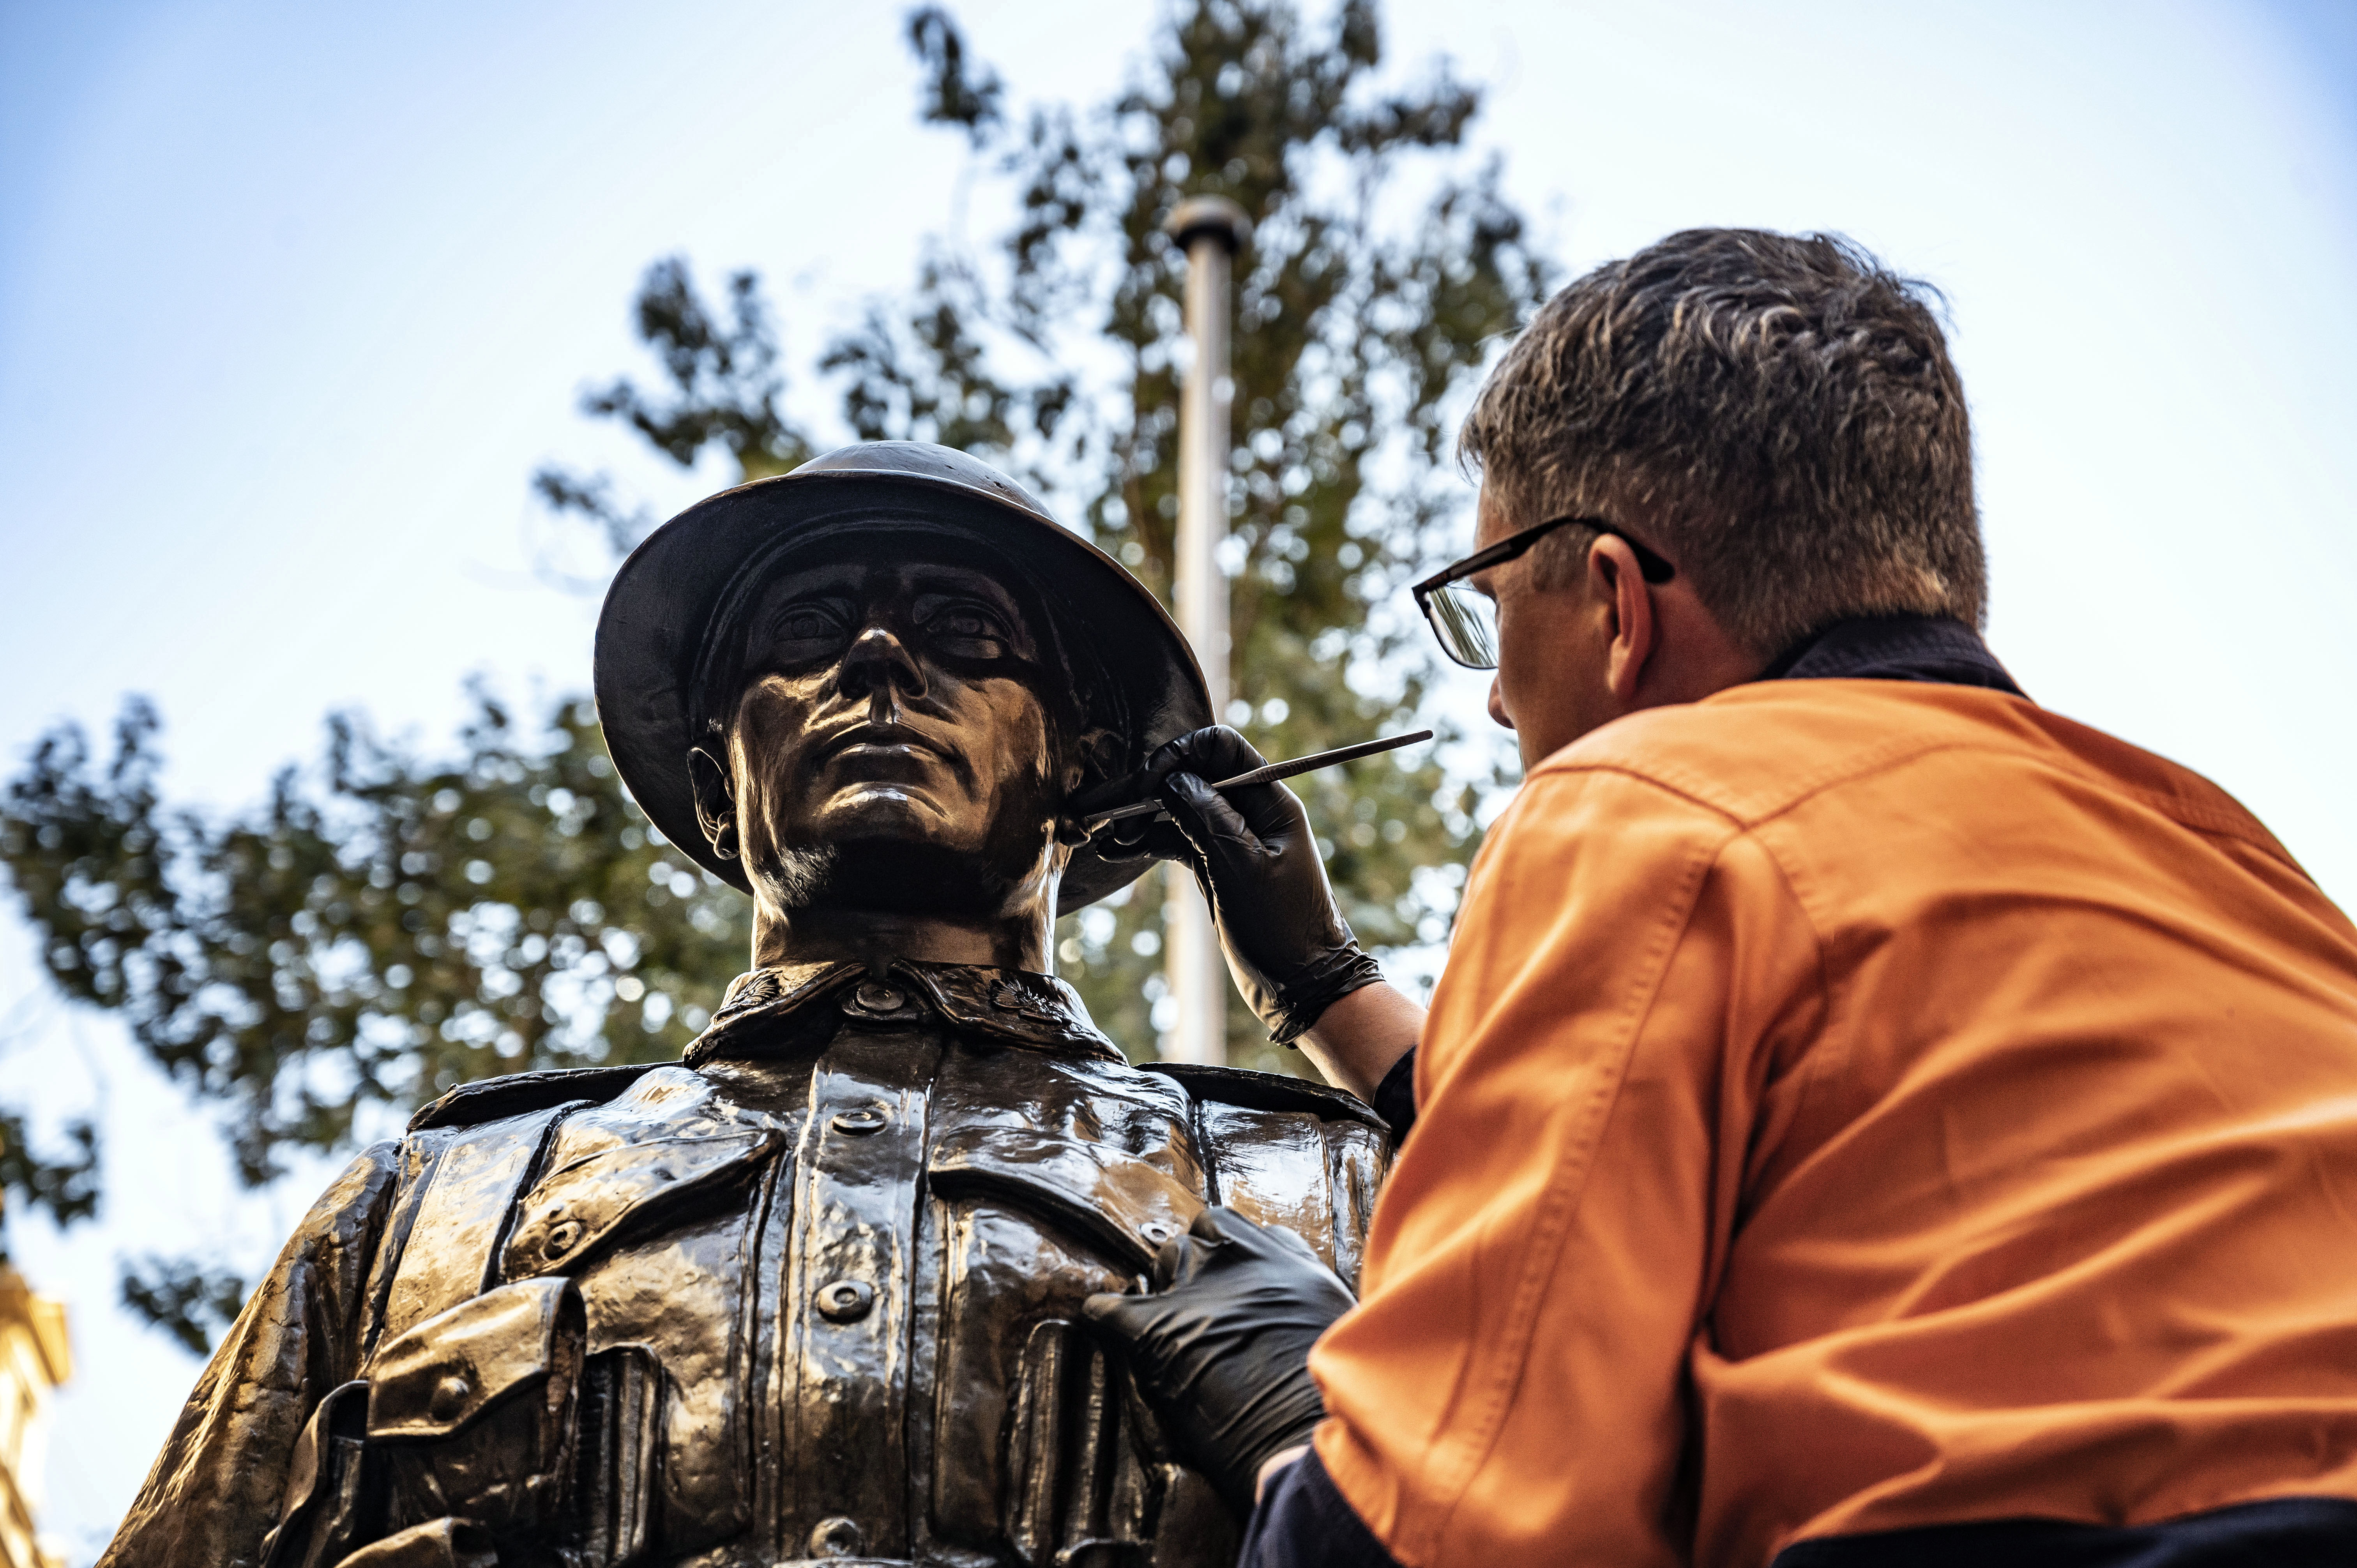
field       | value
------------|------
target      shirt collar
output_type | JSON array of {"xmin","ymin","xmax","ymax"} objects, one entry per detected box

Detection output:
[
  {"xmin": 1757, "ymin": 614, "xmax": 2025, "ymax": 697},
  {"xmin": 685, "ymin": 957, "xmax": 1123, "ymax": 1067}
]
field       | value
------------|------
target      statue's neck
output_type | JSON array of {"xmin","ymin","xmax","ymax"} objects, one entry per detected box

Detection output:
[{"xmin": 750, "ymin": 903, "xmax": 1054, "ymax": 975}]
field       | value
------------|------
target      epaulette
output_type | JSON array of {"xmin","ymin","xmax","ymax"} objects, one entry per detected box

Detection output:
[
  {"xmin": 407, "ymin": 1062, "xmax": 664, "ymax": 1132},
  {"xmin": 1140, "ymin": 1061, "xmax": 1389, "ymax": 1136}
]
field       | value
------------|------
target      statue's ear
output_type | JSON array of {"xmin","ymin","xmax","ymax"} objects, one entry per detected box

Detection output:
[
  {"xmin": 1053, "ymin": 725, "xmax": 1124, "ymax": 847},
  {"xmin": 687, "ymin": 745, "xmax": 740, "ymax": 861}
]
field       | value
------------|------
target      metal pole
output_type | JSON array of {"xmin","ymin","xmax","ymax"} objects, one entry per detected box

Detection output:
[{"xmin": 1160, "ymin": 195, "xmax": 1247, "ymax": 1067}]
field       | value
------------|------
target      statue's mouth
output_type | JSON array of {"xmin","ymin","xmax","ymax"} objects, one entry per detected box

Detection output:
[{"xmin": 817, "ymin": 720, "xmax": 952, "ymax": 768}]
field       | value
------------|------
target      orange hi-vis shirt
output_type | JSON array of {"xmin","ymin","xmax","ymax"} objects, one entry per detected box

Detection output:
[{"xmin": 1309, "ymin": 679, "xmax": 2357, "ymax": 1568}]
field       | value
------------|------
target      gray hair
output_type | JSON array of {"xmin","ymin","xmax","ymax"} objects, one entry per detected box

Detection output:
[{"xmin": 1457, "ymin": 229, "xmax": 1985, "ymax": 657}]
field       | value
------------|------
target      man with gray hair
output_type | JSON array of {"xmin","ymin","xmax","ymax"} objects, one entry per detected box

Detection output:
[{"xmin": 1087, "ymin": 229, "xmax": 2357, "ymax": 1566}]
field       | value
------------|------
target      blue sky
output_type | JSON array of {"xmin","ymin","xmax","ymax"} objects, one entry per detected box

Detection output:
[{"xmin": 3, "ymin": 0, "xmax": 2353, "ymax": 1557}]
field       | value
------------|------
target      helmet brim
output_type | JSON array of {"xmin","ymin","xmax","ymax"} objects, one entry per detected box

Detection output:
[{"xmin": 592, "ymin": 443, "xmax": 1211, "ymax": 916}]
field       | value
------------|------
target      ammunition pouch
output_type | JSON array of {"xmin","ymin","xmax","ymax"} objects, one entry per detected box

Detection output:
[{"xmin": 260, "ymin": 1278, "xmax": 662, "ymax": 1568}]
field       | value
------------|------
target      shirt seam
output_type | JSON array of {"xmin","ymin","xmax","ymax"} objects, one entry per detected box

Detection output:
[
  {"xmin": 1403, "ymin": 813, "xmax": 1743, "ymax": 1563},
  {"xmin": 1695, "ymin": 831, "xmax": 1836, "ymax": 1320}
]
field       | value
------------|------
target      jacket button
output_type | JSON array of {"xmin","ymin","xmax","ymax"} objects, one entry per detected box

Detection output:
[
  {"xmin": 850, "ymin": 979, "xmax": 905, "ymax": 1013},
  {"xmin": 544, "ymin": 1221, "xmax": 582, "ymax": 1258},
  {"xmin": 809, "ymin": 1517, "xmax": 865, "ymax": 1557},
  {"xmin": 1141, "ymin": 1222, "xmax": 1174, "ymax": 1247},
  {"xmin": 831, "ymin": 1107, "xmax": 888, "ymax": 1136},
  {"xmin": 816, "ymin": 1279, "xmax": 876, "ymax": 1323},
  {"xmin": 428, "ymin": 1374, "xmax": 470, "ymax": 1422}
]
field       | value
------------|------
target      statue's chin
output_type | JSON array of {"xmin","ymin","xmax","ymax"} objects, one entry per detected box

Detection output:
[{"xmin": 758, "ymin": 832, "xmax": 1055, "ymax": 923}]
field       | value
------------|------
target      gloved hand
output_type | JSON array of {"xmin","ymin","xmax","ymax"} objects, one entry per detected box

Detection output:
[
  {"xmin": 1093, "ymin": 726, "xmax": 1384, "ymax": 1043},
  {"xmin": 1082, "ymin": 1208, "xmax": 1356, "ymax": 1513}
]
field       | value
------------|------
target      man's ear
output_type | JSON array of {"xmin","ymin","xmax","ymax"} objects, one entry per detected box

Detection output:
[
  {"xmin": 1593, "ymin": 536, "xmax": 1657, "ymax": 704},
  {"xmin": 687, "ymin": 745, "xmax": 740, "ymax": 861}
]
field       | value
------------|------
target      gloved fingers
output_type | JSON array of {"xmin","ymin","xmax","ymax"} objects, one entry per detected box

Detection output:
[
  {"xmin": 1072, "ymin": 723, "xmax": 1276, "ymax": 864},
  {"xmin": 1224, "ymin": 773, "xmax": 1314, "ymax": 846},
  {"xmin": 1083, "ymin": 1285, "xmax": 1209, "ymax": 1347},
  {"xmin": 1197, "ymin": 1207, "xmax": 1322, "ymax": 1271},
  {"xmin": 1187, "ymin": 1209, "xmax": 1357, "ymax": 1303},
  {"xmin": 1255, "ymin": 1218, "xmax": 1331, "ymax": 1271},
  {"xmin": 1079, "ymin": 1290, "xmax": 1135, "ymax": 1333},
  {"xmin": 1149, "ymin": 1227, "xmax": 1191, "ymax": 1291},
  {"xmin": 1139, "ymin": 726, "xmax": 1310, "ymax": 850},
  {"xmin": 1068, "ymin": 764, "xmax": 1151, "ymax": 824},
  {"xmin": 1089, "ymin": 812, "xmax": 1195, "ymax": 866},
  {"xmin": 1080, "ymin": 1290, "xmax": 1173, "ymax": 1359},
  {"xmin": 1153, "ymin": 1226, "xmax": 1233, "ymax": 1291},
  {"xmin": 1158, "ymin": 772, "xmax": 1265, "ymax": 863},
  {"xmin": 1187, "ymin": 1205, "xmax": 1273, "ymax": 1245},
  {"xmin": 1141, "ymin": 726, "xmax": 1267, "ymax": 793}
]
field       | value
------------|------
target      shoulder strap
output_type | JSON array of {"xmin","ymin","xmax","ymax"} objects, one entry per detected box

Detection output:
[
  {"xmin": 408, "ymin": 1062, "xmax": 660, "ymax": 1132},
  {"xmin": 368, "ymin": 1103, "xmax": 578, "ymax": 1355},
  {"xmin": 1140, "ymin": 1060, "xmax": 1389, "ymax": 1134}
]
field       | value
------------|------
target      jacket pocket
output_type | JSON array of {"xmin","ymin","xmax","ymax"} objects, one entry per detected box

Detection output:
[
  {"xmin": 928, "ymin": 1126, "xmax": 1204, "ymax": 1274},
  {"xmin": 366, "ymin": 1278, "xmax": 583, "ymax": 1550},
  {"xmin": 499, "ymin": 1129, "xmax": 781, "ymax": 1280},
  {"xmin": 335, "ymin": 1278, "xmax": 663, "ymax": 1568}
]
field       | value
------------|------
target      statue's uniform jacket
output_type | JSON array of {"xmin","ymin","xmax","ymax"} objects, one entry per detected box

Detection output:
[{"xmin": 101, "ymin": 959, "xmax": 1391, "ymax": 1568}]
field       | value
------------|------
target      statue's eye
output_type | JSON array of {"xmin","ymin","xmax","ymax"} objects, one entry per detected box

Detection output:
[
  {"xmin": 768, "ymin": 602, "xmax": 850, "ymax": 659},
  {"xmin": 917, "ymin": 599, "xmax": 1016, "ymax": 660}
]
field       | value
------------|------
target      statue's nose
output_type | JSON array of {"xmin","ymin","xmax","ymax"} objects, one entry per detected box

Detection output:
[{"xmin": 839, "ymin": 623, "xmax": 927, "ymax": 704}]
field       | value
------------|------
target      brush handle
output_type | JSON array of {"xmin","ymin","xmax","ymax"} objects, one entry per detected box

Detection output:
[{"xmin": 1082, "ymin": 729, "xmax": 1435, "ymax": 828}]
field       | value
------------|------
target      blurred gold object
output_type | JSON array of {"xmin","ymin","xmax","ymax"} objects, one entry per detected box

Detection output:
[{"xmin": 0, "ymin": 1266, "xmax": 71, "ymax": 1568}]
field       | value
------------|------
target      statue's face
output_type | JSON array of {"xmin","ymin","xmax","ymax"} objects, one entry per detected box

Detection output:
[{"xmin": 704, "ymin": 546, "xmax": 1082, "ymax": 919}]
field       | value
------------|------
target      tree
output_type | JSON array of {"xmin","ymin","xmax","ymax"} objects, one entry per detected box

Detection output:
[{"xmin": 0, "ymin": 0, "xmax": 1546, "ymax": 1351}]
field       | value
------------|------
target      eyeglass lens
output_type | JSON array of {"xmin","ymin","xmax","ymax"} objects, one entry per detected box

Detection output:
[{"xmin": 1425, "ymin": 581, "xmax": 1499, "ymax": 669}]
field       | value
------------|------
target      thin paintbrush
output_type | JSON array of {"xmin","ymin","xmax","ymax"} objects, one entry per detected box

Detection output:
[{"xmin": 1082, "ymin": 729, "xmax": 1435, "ymax": 828}]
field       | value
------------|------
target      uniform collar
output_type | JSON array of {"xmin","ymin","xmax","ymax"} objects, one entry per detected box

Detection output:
[{"xmin": 685, "ymin": 957, "xmax": 1123, "ymax": 1067}]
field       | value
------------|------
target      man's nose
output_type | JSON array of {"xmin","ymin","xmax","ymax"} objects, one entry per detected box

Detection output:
[
  {"xmin": 1488, "ymin": 674, "xmax": 1514, "ymax": 731},
  {"xmin": 839, "ymin": 622, "xmax": 927, "ymax": 706}
]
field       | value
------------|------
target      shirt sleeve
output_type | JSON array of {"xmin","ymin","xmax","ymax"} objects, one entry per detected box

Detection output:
[
  {"xmin": 1305, "ymin": 765, "xmax": 1825, "ymax": 1568},
  {"xmin": 100, "ymin": 1141, "xmax": 402, "ymax": 1568}
]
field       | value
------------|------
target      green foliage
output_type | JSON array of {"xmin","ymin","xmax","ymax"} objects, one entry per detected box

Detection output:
[
  {"xmin": 1, "ymin": 695, "xmax": 747, "ymax": 1187},
  {"xmin": 0, "ymin": 1111, "xmax": 99, "ymax": 1238},
  {"xmin": 908, "ymin": 5, "xmax": 1006, "ymax": 143},
  {"xmin": 118, "ymin": 1255, "xmax": 249, "ymax": 1357},
  {"xmin": 0, "ymin": 0, "xmax": 1544, "ymax": 1346},
  {"xmin": 535, "ymin": 256, "xmax": 818, "ymax": 556}
]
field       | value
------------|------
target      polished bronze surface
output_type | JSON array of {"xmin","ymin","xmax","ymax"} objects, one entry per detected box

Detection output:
[
  {"xmin": 592, "ymin": 441, "xmax": 1217, "ymax": 913},
  {"xmin": 101, "ymin": 446, "xmax": 1387, "ymax": 1568}
]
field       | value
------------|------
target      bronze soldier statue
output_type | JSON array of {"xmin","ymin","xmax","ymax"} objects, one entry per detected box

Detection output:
[{"xmin": 101, "ymin": 443, "xmax": 1391, "ymax": 1568}]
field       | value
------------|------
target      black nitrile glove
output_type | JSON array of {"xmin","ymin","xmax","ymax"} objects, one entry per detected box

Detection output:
[
  {"xmin": 1082, "ymin": 1207, "xmax": 1355, "ymax": 1513},
  {"xmin": 1095, "ymin": 726, "xmax": 1384, "ymax": 1044}
]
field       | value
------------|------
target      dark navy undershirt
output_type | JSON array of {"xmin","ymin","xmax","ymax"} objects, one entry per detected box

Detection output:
[
  {"xmin": 1243, "ymin": 1453, "xmax": 2357, "ymax": 1568},
  {"xmin": 1757, "ymin": 611, "xmax": 2024, "ymax": 694},
  {"xmin": 1258, "ymin": 619, "xmax": 2356, "ymax": 1565}
]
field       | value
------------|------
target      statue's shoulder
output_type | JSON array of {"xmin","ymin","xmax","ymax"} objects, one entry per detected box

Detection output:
[
  {"xmin": 1140, "ymin": 1061, "xmax": 1390, "ymax": 1289},
  {"xmin": 407, "ymin": 1062, "xmax": 668, "ymax": 1134},
  {"xmin": 1138, "ymin": 1061, "xmax": 1389, "ymax": 1135}
]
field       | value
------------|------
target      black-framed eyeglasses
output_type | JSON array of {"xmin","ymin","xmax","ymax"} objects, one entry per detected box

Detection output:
[{"xmin": 1411, "ymin": 514, "xmax": 1677, "ymax": 670}]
